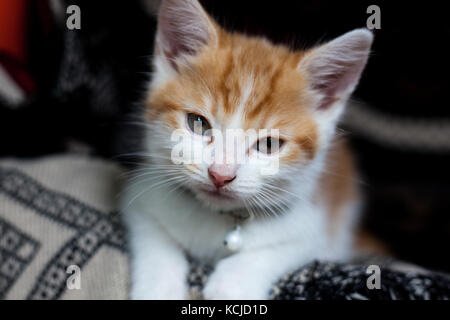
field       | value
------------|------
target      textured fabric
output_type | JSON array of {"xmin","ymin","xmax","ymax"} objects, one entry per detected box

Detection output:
[
  {"xmin": 270, "ymin": 261, "xmax": 450, "ymax": 300},
  {"xmin": 186, "ymin": 258, "xmax": 450, "ymax": 300},
  {"xmin": 0, "ymin": 155, "xmax": 449, "ymax": 300},
  {"xmin": 0, "ymin": 155, "xmax": 128, "ymax": 299}
]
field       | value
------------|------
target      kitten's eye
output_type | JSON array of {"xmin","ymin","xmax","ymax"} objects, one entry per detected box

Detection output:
[
  {"xmin": 254, "ymin": 137, "xmax": 285, "ymax": 155},
  {"xmin": 187, "ymin": 113, "xmax": 212, "ymax": 136}
]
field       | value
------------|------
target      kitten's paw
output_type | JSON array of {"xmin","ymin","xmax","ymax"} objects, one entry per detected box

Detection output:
[{"xmin": 203, "ymin": 259, "xmax": 268, "ymax": 300}]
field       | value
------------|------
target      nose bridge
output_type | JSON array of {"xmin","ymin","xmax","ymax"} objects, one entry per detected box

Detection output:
[{"xmin": 213, "ymin": 127, "xmax": 246, "ymax": 165}]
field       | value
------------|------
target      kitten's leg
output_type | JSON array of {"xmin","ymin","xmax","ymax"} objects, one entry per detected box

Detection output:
[
  {"xmin": 126, "ymin": 211, "xmax": 189, "ymax": 300},
  {"xmin": 203, "ymin": 243, "xmax": 315, "ymax": 300}
]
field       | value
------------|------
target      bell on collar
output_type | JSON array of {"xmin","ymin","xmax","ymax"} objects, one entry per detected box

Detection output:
[{"xmin": 224, "ymin": 225, "xmax": 243, "ymax": 252}]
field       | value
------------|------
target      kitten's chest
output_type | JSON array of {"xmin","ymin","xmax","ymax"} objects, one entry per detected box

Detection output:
[{"xmin": 144, "ymin": 190, "xmax": 237, "ymax": 261}]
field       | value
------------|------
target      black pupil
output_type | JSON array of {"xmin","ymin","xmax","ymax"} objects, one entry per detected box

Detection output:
[
  {"xmin": 189, "ymin": 113, "xmax": 209, "ymax": 135},
  {"xmin": 258, "ymin": 137, "xmax": 273, "ymax": 153},
  {"xmin": 195, "ymin": 117, "xmax": 205, "ymax": 132}
]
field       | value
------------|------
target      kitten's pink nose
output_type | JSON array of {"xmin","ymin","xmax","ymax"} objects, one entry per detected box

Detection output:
[{"xmin": 208, "ymin": 164, "xmax": 238, "ymax": 188}]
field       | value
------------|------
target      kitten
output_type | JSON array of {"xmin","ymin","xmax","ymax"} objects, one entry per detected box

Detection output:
[{"xmin": 121, "ymin": 0, "xmax": 373, "ymax": 299}]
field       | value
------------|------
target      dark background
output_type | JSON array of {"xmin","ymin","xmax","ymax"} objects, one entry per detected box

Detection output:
[{"xmin": 0, "ymin": 0, "xmax": 449, "ymax": 272}]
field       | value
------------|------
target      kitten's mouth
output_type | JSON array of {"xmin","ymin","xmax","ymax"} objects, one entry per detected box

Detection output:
[{"xmin": 199, "ymin": 186, "xmax": 235, "ymax": 200}]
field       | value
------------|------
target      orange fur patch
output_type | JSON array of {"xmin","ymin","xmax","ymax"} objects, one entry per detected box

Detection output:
[
  {"xmin": 316, "ymin": 139, "xmax": 359, "ymax": 235},
  {"xmin": 147, "ymin": 24, "xmax": 319, "ymax": 164}
]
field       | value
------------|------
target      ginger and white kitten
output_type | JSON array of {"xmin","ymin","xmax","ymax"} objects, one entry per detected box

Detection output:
[{"xmin": 121, "ymin": 0, "xmax": 373, "ymax": 299}]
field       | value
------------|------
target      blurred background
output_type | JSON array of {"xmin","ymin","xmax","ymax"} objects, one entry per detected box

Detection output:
[{"xmin": 0, "ymin": 0, "xmax": 449, "ymax": 272}]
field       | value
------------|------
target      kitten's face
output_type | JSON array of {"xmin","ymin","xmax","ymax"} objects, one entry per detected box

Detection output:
[
  {"xmin": 140, "ymin": 0, "xmax": 372, "ymax": 212},
  {"xmin": 146, "ymin": 35, "xmax": 318, "ymax": 211}
]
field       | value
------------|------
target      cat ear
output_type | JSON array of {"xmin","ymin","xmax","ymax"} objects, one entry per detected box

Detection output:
[
  {"xmin": 298, "ymin": 29, "xmax": 373, "ymax": 114},
  {"xmin": 155, "ymin": 0, "xmax": 218, "ymax": 70}
]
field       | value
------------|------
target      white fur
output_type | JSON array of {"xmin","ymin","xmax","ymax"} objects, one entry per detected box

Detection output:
[{"xmin": 122, "ymin": 165, "xmax": 329, "ymax": 299}]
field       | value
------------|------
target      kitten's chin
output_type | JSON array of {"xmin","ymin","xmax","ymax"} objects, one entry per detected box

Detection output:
[{"xmin": 193, "ymin": 187, "xmax": 244, "ymax": 211}]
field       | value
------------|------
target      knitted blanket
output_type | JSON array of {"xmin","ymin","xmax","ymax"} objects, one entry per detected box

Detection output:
[{"xmin": 0, "ymin": 155, "xmax": 448, "ymax": 300}]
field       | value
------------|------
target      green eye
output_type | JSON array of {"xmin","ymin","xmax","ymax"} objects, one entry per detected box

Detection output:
[
  {"xmin": 254, "ymin": 137, "xmax": 284, "ymax": 155},
  {"xmin": 187, "ymin": 113, "xmax": 212, "ymax": 136}
]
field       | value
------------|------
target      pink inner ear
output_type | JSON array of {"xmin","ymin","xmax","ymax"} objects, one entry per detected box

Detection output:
[
  {"xmin": 157, "ymin": 0, "xmax": 216, "ymax": 71},
  {"xmin": 159, "ymin": 13, "xmax": 209, "ymax": 65},
  {"xmin": 314, "ymin": 62, "xmax": 365, "ymax": 110},
  {"xmin": 302, "ymin": 29, "xmax": 373, "ymax": 111}
]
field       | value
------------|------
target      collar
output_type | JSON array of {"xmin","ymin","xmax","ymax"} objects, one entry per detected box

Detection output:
[{"xmin": 218, "ymin": 207, "xmax": 251, "ymax": 221}]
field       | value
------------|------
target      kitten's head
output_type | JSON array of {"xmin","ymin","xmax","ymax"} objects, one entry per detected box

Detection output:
[{"xmin": 141, "ymin": 0, "xmax": 372, "ymax": 212}]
